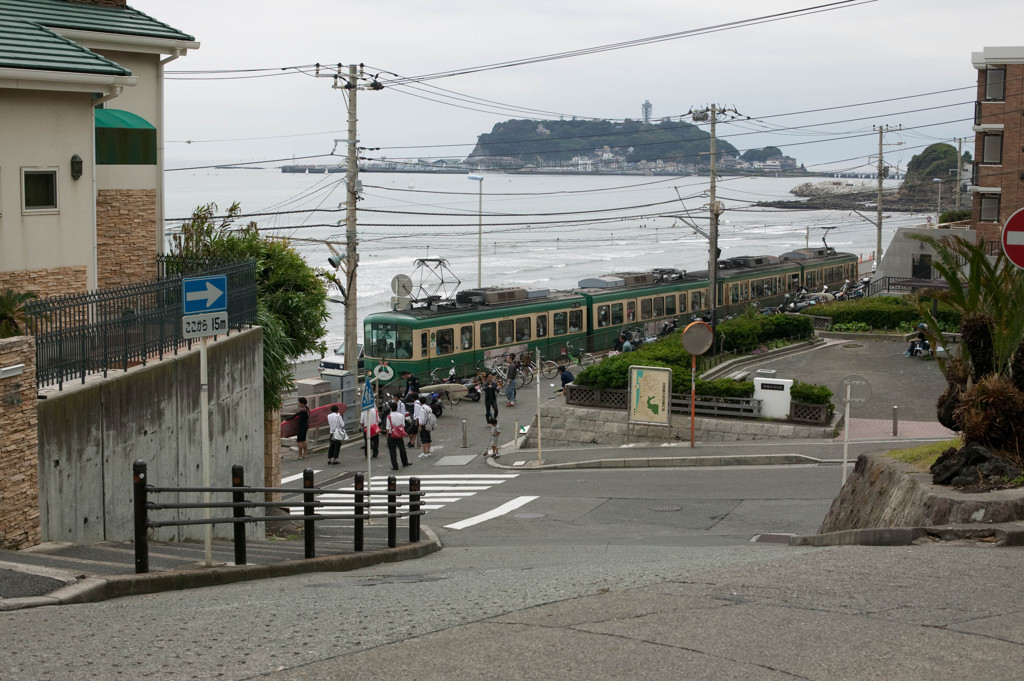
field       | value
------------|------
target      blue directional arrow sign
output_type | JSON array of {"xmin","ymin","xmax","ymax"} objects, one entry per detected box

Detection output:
[{"xmin": 182, "ymin": 275, "xmax": 228, "ymax": 315}]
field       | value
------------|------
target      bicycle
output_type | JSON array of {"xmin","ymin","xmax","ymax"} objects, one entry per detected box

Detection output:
[{"xmin": 540, "ymin": 342, "xmax": 596, "ymax": 378}]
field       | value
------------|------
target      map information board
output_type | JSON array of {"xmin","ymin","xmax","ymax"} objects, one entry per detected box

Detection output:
[{"xmin": 628, "ymin": 365, "xmax": 672, "ymax": 426}]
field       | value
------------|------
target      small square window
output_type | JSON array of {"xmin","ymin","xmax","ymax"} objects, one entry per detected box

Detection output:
[
  {"xmin": 980, "ymin": 195, "xmax": 1000, "ymax": 222},
  {"xmin": 23, "ymin": 168, "xmax": 58, "ymax": 212}
]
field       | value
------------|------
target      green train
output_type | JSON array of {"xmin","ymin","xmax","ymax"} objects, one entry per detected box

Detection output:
[{"xmin": 363, "ymin": 247, "xmax": 858, "ymax": 379}]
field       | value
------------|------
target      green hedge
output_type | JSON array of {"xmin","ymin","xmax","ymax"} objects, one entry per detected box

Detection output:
[
  {"xmin": 716, "ymin": 312, "xmax": 814, "ymax": 352},
  {"xmin": 806, "ymin": 296, "xmax": 960, "ymax": 331},
  {"xmin": 790, "ymin": 380, "xmax": 835, "ymax": 416}
]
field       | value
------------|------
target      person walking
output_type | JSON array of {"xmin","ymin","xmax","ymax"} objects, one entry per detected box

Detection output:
[
  {"xmin": 482, "ymin": 372, "xmax": 500, "ymax": 422},
  {"xmin": 504, "ymin": 353, "xmax": 519, "ymax": 407},
  {"xmin": 326, "ymin": 405, "xmax": 345, "ymax": 465},
  {"xmin": 408, "ymin": 396, "xmax": 423, "ymax": 449},
  {"xmin": 284, "ymin": 397, "xmax": 311, "ymax": 459},
  {"xmin": 483, "ymin": 417, "xmax": 501, "ymax": 459},
  {"xmin": 359, "ymin": 402, "xmax": 380, "ymax": 459},
  {"xmin": 384, "ymin": 401, "xmax": 411, "ymax": 471},
  {"xmin": 417, "ymin": 395, "xmax": 435, "ymax": 458}
]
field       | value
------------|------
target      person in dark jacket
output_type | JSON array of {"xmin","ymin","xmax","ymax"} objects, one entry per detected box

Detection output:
[
  {"xmin": 482, "ymin": 372, "xmax": 500, "ymax": 422},
  {"xmin": 286, "ymin": 397, "xmax": 310, "ymax": 459}
]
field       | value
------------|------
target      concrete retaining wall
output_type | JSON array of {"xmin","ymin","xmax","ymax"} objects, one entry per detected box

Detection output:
[
  {"xmin": 37, "ymin": 328, "xmax": 264, "ymax": 544},
  {"xmin": 819, "ymin": 454, "xmax": 1024, "ymax": 533},
  {"xmin": 521, "ymin": 400, "xmax": 833, "ymax": 448}
]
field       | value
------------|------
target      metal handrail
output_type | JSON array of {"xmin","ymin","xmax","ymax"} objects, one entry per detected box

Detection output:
[{"xmin": 132, "ymin": 460, "xmax": 425, "ymax": 574}]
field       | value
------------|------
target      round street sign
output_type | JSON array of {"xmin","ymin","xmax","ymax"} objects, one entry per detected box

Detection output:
[
  {"xmin": 681, "ymin": 321, "xmax": 713, "ymax": 355},
  {"xmin": 837, "ymin": 374, "xmax": 871, "ymax": 407},
  {"xmin": 1002, "ymin": 207, "xmax": 1024, "ymax": 270},
  {"xmin": 373, "ymin": 363, "xmax": 395, "ymax": 382}
]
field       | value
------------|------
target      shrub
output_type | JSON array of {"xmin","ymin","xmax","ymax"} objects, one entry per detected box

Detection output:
[
  {"xmin": 808, "ymin": 296, "xmax": 960, "ymax": 332},
  {"xmin": 791, "ymin": 380, "xmax": 835, "ymax": 417},
  {"xmin": 716, "ymin": 313, "xmax": 813, "ymax": 352}
]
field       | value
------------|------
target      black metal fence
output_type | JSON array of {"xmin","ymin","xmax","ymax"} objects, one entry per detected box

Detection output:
[
  {"xmin": 132, "ymin": 460, "xmax": 425, "ymax": 574},
  {"xmin": 25, "ymin": 257, "xmax": 257, "ymax": 389}
]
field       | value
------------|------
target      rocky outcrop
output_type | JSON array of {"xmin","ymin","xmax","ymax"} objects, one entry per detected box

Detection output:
[{"xmin": 819, "ymin": 454, "xmax": 1024, "ymax": 533}]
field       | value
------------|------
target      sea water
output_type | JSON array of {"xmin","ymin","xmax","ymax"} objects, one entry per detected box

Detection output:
[{"xmin": 163, "ymin": 169, "xmax": 920, "ymax": 350}]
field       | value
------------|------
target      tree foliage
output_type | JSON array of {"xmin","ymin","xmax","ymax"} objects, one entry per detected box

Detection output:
[
  {"xmin": 740, "ymin": 146, "xmax": 783, "ymax": 162},
  {"xmin": 903, "ymin": 143, "xmax": 959, "ymax": 192},
  {"xmin": 171, "ymin": 202, "xmax": 330, "ymax": 410},
  {"xmin": 468, "ymin": 118, "xmax": 737, "ymax": 165},
  {"xmin": 0, "ymin": 289, "xmax": 39, "ymax": 338}
]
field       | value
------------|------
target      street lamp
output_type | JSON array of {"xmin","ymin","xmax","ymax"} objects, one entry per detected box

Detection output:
[
  {"xmin": 467, "ymin": 174, "xmax": 484, "ymax": 287},
  {"xmin": 933, "ymin": 178, "xmax": 942, "ymax": 224}
]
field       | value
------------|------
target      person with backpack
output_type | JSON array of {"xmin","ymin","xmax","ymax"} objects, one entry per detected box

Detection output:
[{"xmin": 418, "ymin": 395, "xmax": 436, "ymax": 458}]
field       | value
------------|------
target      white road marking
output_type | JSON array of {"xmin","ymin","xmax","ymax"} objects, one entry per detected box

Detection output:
[
  {"xmin": 1007, "ymin": 231, "xmax": 1024, "ymax": 246},
  {"xmin": 282, "ymin": 471, "xmax": 322, "ymax": 484},
  {"xmin": 443, "ymin": 496, "xmax": 539, "ymax": 530}
]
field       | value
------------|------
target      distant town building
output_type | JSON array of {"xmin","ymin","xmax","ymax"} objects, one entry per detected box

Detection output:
[{"xmin": 969, "ymin": 46, "xmax": 1023, "ymax": 246}]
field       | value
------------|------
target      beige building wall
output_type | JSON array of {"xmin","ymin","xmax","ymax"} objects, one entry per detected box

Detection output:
[{"xmin": 0, "ymin": 90, "xmax": 97, "ymax": 289}]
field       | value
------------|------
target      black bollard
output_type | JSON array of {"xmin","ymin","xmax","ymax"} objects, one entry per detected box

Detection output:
[
  {"xmin": 232, "ymin": 464, "xmax": 247, "ymax": 566},
  {"xmin": 387, "ymin": 475, "xmax": 397, "ymax": 548},
  {"xmin": 133, "ymin": 460, "xmax": 149, "ymax": 574},
  {"xmin": 408, "ymin": 476, "xmax": 421, "ymax": 543},
  {"xmin": 353, "ymin": 472, "xmax": 364, "ymax": 552},
  {"xmin": 303, "ymin": 468, "xmax": 315, "ymax": 559}
]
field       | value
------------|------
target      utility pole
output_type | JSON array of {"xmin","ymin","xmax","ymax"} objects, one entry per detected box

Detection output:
[
  {"xmin": 690, "ymin": 104, "xmax": 738, "ymax": 348},
  {"xmin": 871, "ymin": 124, "xmax": 901, "ymax": 270},
  {"xmin": 318, "ymin": 64, "xmax": 382, "ymax": 378},
  {"xmin": 955, "ymin": 137, "xmax": 964, "ymax": 211}
]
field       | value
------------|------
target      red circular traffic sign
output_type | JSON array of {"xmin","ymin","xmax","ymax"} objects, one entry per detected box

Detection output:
[{"xmin": 1002, "ymin": 207, "xmax": 1024, "ymax": 270}]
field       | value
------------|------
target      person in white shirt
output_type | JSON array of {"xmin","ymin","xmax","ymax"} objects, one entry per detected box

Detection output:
[
  {"xmin": 409, "ymin": 398, "xmax": 425, "ymax": 449},
  {"xmin": 385, "ymin": 401, "xmax": 411, "ymax": 471},
  {"xmin": 417, "ymin": 395, "xmax": 433, "ymax": 458},
  {"xmin": 326, "ymin": 405, "xmax": 345, "ymax": 465},
  {"xmin": 359, "ymin": 404, "xmax": 379, "ymax": 459}
]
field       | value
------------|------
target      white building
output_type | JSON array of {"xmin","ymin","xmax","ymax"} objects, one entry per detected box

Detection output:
[{"xmin": 0, "ymin": 0, "xmax": 197, "ymax": 296}]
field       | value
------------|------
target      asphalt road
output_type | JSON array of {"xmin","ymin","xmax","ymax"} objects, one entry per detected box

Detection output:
[{"xmin": 7, "ymin": 464, "xmax": 1022, "ymax": 680}]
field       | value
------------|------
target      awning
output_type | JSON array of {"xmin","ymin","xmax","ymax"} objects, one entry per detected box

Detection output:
[{"xmin": 95, "ymin": 108, "xmax": 156, "ymax": 165}]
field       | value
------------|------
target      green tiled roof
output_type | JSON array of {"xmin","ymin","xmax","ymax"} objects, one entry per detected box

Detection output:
[
  {"xmin": 0, "ymin": 17, "xmax": 130, "ymax": 75},
  {"xmin": 0, "ymin": 0, "xmax": 194, "ymax": 42}
]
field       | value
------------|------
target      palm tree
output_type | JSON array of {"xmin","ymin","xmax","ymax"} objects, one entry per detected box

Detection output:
[{"xmin": 0, "ymin": 289, "xmax": 39, "ymax": 338}]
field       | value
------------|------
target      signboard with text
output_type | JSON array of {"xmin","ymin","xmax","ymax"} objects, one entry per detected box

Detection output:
[{"xmin": 628, "ymin": 365, "xmax": 672, "ymax": 426}]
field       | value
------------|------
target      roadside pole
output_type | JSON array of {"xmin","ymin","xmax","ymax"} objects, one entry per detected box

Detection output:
[
  {"xmin": 536, "ymin": 348, "xmax": 542, "ymax": 464},
  {"xmin": 201, "ymin": 335, "xmax": 211, "ymax": 564}
]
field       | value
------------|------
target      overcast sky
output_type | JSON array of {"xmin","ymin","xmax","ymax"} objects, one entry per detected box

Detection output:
[{"xmin": 133, "ymin": 0, "xmax": 1024, "ymax": 172}]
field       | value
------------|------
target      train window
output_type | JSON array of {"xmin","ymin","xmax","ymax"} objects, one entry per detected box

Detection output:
[
  {"xmin": 597, "ymin": 305, "xmax": 610, "ymax": 327},
  {"xmin": 536, "ymin": 315, "xmax": 548, "ymax": 338},
  {"xmin": 626, "ymin": 301, "xmax": 636, "ymax": 322},
  {"xmin": 679, "ymin": 294, "xmax": 687, "ymax": 314},
  {"xmin": 498, "ymin": 319, "xmax": 514, "ymax": 344},
  {"xmin": 788, "ymin": 273, "xmax": 800, "ymax": 291},
  {"xmin": 419, "ymin": 332, "xmax": 428, "ymax": 358},
  {"xmin": 367, "ymin": 322, "xmax": 412, "ymax": 359},
  {"xmin": 730, "ymin": 285, "xmax": 739, "ymax": 304},
  {"xmin": 611, "ymin": 303, "xmax": 623, "ymax": 325},
  {"xmin": 569, "ymin": 309, "xmax": 583, "ymax": 333},
  {"xmin": 436, "ymin": 328, "xmax": 454, "ymax": 355},
  {"xmin": 665, "ymin": 294, "xmax": 676, "ymax": 316},
  {"xmin": 690, "ymin": 289, "xmax": 707, "ymax": 312},
  {"xmin": 460, "ymin": 325, "xmax": 474, "ymax": 350},
  {"xmin": 654, "ymin": 296, "xmax": 665, "ymax": 317},
  {"xmin": 516, "ymin": 317, "xmax": 531, "ymax": 341},
  {"xmin": 480, "ymin": 322, "xmax": 497, "ymax": 348},
  {"xmin": 553, "ymin": 311, "xmax": 568, "ymax": 335},
  {"xmin": 640, "ymin": 298, "xmax": 653, "ymax": 320}
]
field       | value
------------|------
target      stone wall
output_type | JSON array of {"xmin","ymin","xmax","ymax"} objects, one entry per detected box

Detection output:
[
  {"xmin": 36, "ymin": 327, "xmax": 265, "ymax": 544},
  {"xmin": 0, "ymin": 266, "xmax": 88, "ymax": 298},
  {"xmin": 819, "ymin": 454, "xmax": 1024, "ymax": 533},
  {"xmin": 95, "ymin": 188, "xmax": 157, "ymax": 289},
  {"xmin": 0, "ymin": 336, "xmax": 40, "ymax": 549},
  {"xmin": 522, "ymin": 400, "xmax": 833, "ymax": 449}
]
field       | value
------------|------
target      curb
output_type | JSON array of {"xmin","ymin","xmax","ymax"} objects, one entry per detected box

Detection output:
[
  {"xmin": 790, "ymin": 523, "xmax": 1024, "ymax": 547},
  {"xmin": 489, "ymin": 452, "xmax": 833, "ymax": 471},
  {"xmin": 0, "ymin": 527, "xmax": 442, "ymax": 611}
]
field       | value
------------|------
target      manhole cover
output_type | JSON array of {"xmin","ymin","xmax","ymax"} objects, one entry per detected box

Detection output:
[
  {"xmin": 514, "ymin": 513, "xmax": 546, "ymax": 519},
  {"xmin": 751, "ymin": 533, "xmax": 796, "ymax": 544},
  {"xmin": 649, "ymin": 505, "xmax": 682, "ymax": 512}
]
